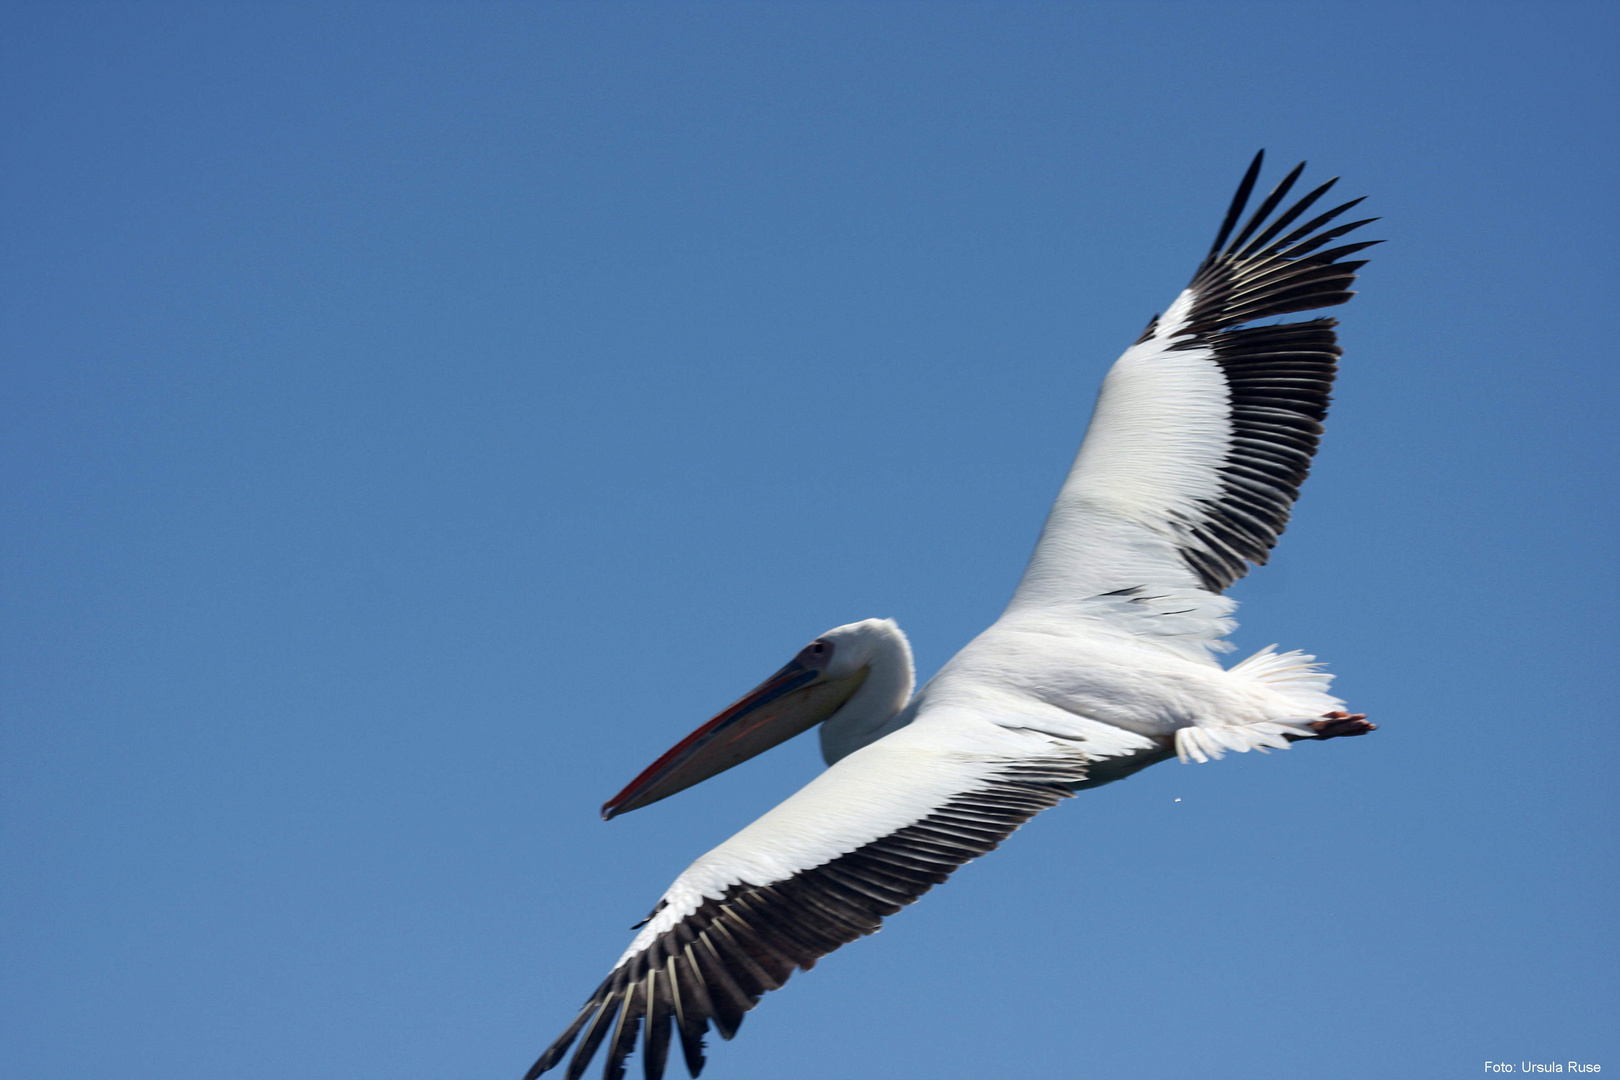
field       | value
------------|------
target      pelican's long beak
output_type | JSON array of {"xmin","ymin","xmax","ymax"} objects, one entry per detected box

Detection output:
[{"xmin": 601, "ymin": 656, "xmax": 869, "ymax": 820}]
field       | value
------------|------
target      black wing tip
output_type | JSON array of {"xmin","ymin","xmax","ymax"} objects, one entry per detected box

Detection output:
[
  {"xmin": 523, "ymin": 1045, "xmax": 565, "ymax": 1079},
  {"xmin": 1225, "ymin": 159, "xmax": 1307, "ymax": 254},
  {"xmin": 1208, "ymin": 149, "xmax": 1267, "ymax": 256},
  {"xmin": 526, "ymin": 993, "xmax": 605, "ymax": 1079},
  {"xmin": 1176, "ymin": 156, "xmax": 1378, "ymax": 340}
]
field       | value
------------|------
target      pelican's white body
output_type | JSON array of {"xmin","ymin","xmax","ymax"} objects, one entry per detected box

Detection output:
[{"xmin": 621, "ymin": 617, "xmax": 1337, "ymax": 963}]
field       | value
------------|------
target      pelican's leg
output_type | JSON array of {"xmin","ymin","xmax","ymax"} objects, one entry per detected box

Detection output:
[{"xmin": 1285, "ymin": 711, "xmax": 1376, "ymax": 742}]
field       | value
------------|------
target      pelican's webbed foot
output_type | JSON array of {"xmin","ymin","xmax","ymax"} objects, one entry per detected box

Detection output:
[{"xmin": 1285, "ymin": 711, "xmax": 1376, "ymax": 742}]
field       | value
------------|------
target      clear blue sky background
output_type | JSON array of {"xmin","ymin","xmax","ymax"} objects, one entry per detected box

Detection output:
[{"xmin": 3, "ymin": 4, "xmax": 1616, "ymax": 1079}]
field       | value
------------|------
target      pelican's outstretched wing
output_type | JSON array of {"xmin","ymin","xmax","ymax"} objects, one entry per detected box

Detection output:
[
  {"xmin": 1008, "ymin": 152, "xmax": 1379, "ymax": 611},
  {"xmin": 526, "ymin": 733, "xmax": 1090, "ymax": 1080}
]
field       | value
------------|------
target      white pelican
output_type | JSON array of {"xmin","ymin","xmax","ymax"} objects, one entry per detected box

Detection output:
[{"xmin": 526, "ymin": 151, "xmax": 1379, "ymax": 1080}]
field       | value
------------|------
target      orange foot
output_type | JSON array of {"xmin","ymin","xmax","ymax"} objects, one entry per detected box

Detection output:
[{"xmin": 1311, "ymin": 710, "xmax": 1376, "ymax": 739}]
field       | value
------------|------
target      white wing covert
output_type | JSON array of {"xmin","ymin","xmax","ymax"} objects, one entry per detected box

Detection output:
[{"xmin": 1008, "ymin": 153, "xmax": 1379, "ymax": 614}]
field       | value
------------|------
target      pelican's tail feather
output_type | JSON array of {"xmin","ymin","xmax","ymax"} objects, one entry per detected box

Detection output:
[
  {"xmin": 1175, "ymin": 720, "xmax": 1308, "ymax": 763},
  {"xmin": 1229, "ymin": 644, "xmax": 1343, "ymax": 716},
  {"xmin": 1176, "ymin": 646, "xmax": 1346, "ymax": 763}
]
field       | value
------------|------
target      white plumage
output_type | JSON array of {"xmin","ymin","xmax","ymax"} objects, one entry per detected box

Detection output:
[{"xmin": 526, "ymin": 152, "xmax": 1379, "ymax": 1080}]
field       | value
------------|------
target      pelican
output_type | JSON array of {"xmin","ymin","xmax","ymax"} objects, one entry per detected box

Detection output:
[{"xmin": 526, "ymin": 151, "xmax": 1379, "ymax": 1080}]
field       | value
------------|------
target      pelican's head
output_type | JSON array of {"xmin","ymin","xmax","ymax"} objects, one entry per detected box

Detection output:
[{"xmin": 600, "ymin": 618, "xmax": 914, "ymax": 819}]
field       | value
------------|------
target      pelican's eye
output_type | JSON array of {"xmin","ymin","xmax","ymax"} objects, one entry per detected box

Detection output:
[{"xmin": 797, "ymin": 639, "xmax": 834, "ymax": 669}]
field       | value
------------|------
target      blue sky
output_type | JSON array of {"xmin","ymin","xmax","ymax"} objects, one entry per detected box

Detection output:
[{"xmin": 2, "ymin": 3, "xmax": 1615, "ymax": 1078}]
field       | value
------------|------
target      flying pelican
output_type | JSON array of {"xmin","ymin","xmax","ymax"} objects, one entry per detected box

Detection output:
[{"xmin": 526, "ymin": 151, "xmax": 1379, "ymax": 1080}]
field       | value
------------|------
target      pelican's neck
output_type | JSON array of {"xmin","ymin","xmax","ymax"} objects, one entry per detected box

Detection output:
[{"xmin": 818, "ymin": 621, "xmax": 915, "ymax": 766}]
